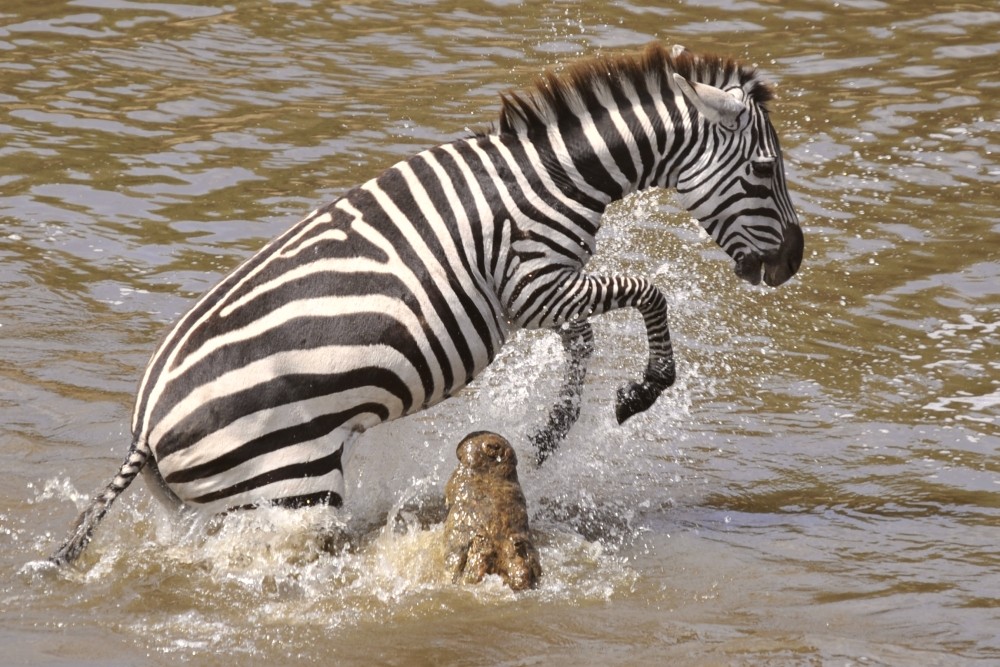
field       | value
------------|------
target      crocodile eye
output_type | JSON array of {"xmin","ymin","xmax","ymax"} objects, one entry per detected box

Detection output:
[{"xmin": 751, "ymin": 157, "xmax": 776, "ymax": 180}]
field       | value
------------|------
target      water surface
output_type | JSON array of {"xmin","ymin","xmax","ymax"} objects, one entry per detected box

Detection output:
[{"xmin": 1, "ymin": 1, "xmax": 998, "ymax": 664}]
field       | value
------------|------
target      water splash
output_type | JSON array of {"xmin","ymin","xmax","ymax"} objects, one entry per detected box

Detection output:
[{"xmin": 15, "ymin": 184, "xmax": 775, "ymax": 660}]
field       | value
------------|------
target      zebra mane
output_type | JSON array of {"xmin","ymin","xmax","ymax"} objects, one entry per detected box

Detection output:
[{"xmin": 496, "ymin": 42, "xmax": 775, "ymax": 136}]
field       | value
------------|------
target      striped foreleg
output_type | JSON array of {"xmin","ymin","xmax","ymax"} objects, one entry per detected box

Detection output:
[
  {"xmin": 530, "ymin": 320, "xmax": 594, "ymax": 466},
  {"xmin": 521, "ymin": 271, "xmax": 676, "ymax": 426},
  {"xmin": 610, "ymin": 279, "xmax": 676, "ymax": 424}
]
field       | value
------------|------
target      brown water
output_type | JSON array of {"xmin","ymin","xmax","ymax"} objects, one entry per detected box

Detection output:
[{"xmin": 2, "ymin": 1, "xmax": 998, "ymax": 664}]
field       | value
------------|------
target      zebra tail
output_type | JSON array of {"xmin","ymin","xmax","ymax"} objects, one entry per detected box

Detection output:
[{"xmin": 49, "ymin": 438, "xmax": 151, "ymax": 566}]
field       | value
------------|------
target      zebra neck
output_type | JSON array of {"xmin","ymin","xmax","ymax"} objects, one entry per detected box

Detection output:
[{"xmin": 477, "ymin": 90, "xmax": 688, "ymax": 320}]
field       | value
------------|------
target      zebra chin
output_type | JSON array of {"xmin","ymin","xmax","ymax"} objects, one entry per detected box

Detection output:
[{"xmin": 736, "ymin": 225, "xmax": 804, "ymax": 288}]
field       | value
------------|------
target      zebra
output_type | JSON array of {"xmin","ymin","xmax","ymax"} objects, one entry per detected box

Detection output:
[{"xmin": 50, "ymin": 42, "xmax": 803, "ymax": 565}]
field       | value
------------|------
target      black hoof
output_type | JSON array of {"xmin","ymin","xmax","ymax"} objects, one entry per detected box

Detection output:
[{"xmin": 615, "ymin": 380, "xmax": 659, "ymax": 424}]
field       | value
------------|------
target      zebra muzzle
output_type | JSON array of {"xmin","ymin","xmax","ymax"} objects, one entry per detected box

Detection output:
[
  {"xmin": 762, "ymin": 224, "xmax": 804, "ymax": 287},
  {"xmin": 737, "ymin": 224, "xmax": 804, "ymax": 288}
]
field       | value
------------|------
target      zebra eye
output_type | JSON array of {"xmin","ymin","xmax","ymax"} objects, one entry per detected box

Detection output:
[{"xmin": 751, "ymin": 158, "xmax": 776, "ymax": 180}]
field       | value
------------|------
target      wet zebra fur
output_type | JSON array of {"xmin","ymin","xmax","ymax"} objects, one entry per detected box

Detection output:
[{"xmin": 51, "ymin": 42, "xmax": 803, "ymax": 565}]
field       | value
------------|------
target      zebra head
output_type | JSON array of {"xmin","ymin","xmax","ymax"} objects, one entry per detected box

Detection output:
[{"xmin": 671, "ymin": 68, "xmax": 803, "ymax": 288}]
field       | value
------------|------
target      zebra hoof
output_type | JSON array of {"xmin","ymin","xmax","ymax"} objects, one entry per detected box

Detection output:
[{"xmin": 615, "ymin": 380, "xmax": 659, "ymax": 424}]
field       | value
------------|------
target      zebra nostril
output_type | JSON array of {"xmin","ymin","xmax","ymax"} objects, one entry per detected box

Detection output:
[{"xmin": 735, "ymin": 253, "xmax": 763, "ymax": 285}]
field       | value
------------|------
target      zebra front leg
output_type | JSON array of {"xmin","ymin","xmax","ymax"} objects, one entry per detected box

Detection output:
[
  {"xmin": 522, "ymin": 272, "xmax": 675, "ymax": 427},
  {"xmin": 612, "ymin": 280, "xmax": 676, "ymax": 424},
  {"xmin": 530, "ymin": 320, "xmax": 594, "ymax": 466}
]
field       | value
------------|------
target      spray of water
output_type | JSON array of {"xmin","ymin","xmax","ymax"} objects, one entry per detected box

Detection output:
[{"xmin": 20, "ymin": 193, "xmax": 783, "ymax": 658}]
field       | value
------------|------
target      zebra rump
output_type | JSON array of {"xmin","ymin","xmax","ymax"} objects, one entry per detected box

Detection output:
[{"xmin": 51, "ymin": 42, "xmax": 802, "ymax": 566}]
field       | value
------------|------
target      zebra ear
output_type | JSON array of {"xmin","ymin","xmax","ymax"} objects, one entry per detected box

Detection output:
[{"xmin": 671, "ymin": 73, "xmax": 747, "ymax": 131}]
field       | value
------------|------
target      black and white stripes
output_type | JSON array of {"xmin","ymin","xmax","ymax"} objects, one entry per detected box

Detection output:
[{"xmin": 52, "ymin": 42, "xmax": 802, "ymax": 564}]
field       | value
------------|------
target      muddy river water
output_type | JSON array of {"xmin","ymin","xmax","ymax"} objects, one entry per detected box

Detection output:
[{"xmin": 1, "ymin": 1, "xmax": 998, "ymax": 664}]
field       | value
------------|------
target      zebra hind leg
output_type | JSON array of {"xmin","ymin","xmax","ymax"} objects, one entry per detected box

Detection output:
[
  {"xmin": 530, "ymin": 320, "xmax": 594, "ymax": 466},
  {"xmin": 49, "ymin": 439, "xmax": 150, "ymax": 566}
]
